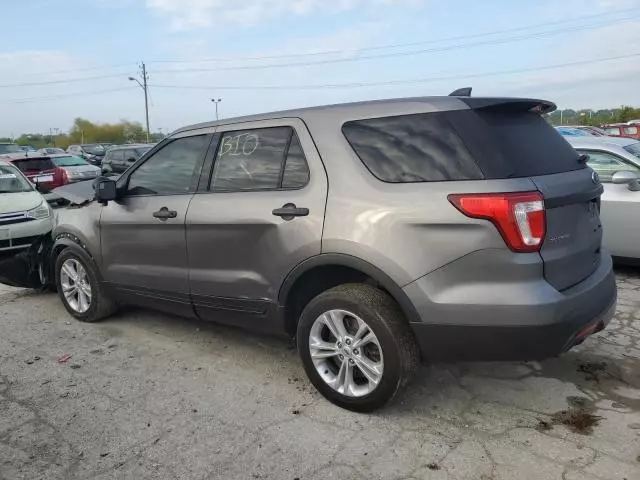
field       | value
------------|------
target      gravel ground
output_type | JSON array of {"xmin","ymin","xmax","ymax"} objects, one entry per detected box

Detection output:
[{"xmin": 0, "ymin": 271, "xmax": 639, "ymax": 480}]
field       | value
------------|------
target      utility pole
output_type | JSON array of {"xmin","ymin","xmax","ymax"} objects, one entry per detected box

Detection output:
[
  {"xmin": 129, "ymin": 62, "xmax": 150, "ymax": 143},
  {"xmin": 211, "ymin": 98, "xmax": 222, "ymax": 120}
]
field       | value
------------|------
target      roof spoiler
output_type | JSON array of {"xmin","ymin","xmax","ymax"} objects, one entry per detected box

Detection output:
[
  {"xmin": 449, "ymin": 87, "xmax": 472, "ymax": 97},
  {"xmin": 458, "ymin": 97, "xmax": 557, "ymax": 114}
]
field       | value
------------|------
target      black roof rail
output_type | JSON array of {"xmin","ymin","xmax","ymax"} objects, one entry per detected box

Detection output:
[{"xmin": 449, "ymin": 87, "xmax": 472, "ymax": 97}]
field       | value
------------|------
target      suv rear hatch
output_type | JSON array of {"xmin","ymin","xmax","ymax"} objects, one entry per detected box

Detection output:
[
  {"xmin": 452, "ymin": 99, "xmax": 603, "ymax": 291},
  {"xmin": 10, "ymin": 157, "xmax": 58, "ymax": 189}
]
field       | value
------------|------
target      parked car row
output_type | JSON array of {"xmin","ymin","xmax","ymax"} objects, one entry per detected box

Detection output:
[
  {"xmin": 100, "ymin": 144, "xmax": 154, "ymax": 173},
  {"xmin": 0, "ymin": 153, "xmax": 101, "ymax": 191},
  {"xmin": 555, "ymin": 123, "xmax": 640, "ymax": 140}
]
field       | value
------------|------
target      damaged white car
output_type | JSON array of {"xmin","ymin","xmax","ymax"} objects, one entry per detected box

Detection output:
[
  {"xmin": 0, "ymin": 160, "xmax": 54, "ymax": 286},
  {"xmin": 0, "ymin": 160, "xmax": 53, "ymax": 251}
]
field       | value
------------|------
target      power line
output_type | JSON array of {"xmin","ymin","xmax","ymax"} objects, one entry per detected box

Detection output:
[
  {"xmin": 0, "ymin": 72, "xmax": 131, "ymax": 89},
  {"xmin": 148, "ymin": 8, "xmax": 640, "ymax": 65},
  {"xmin": 0, "ymin": 86, "xmax": 138, "ymax": 105},
  {"xmin": 1, "ymin": 53, "xmax": 637, "ymax": 105},
  {"xmin": 28, "ymin": 62, "xmax": 137, "ymax": 76},
  {"xmin": 148, "ymin": 52, "xmax": 640, "ymax": 91},
  {"xmin": 1, "ymin": 13, "xmax": 637, "ymax": 89},
  {"xmin": 151, "ymin": 15, "xmax": 640, "ymax": 74}
]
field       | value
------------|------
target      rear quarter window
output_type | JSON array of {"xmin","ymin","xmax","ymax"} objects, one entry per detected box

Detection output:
[
  {"xmin": 342, "ymin": 110, "xmax": 583, "ymax": 182},
  {"xmin": 342, "ymin": 113, "xmax": 483, "ymax": 182}
]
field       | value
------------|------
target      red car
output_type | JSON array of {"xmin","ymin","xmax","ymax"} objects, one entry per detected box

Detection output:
[
  {"xmin": 5, "ymin": 154, "xmax": 100, "ymax": 191},
  {"xmin": 601, "ymin": 123, "xmax": 640, "ymax": 140}
]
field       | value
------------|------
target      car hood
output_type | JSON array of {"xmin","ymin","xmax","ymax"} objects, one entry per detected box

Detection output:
[{"xmin": 0, "ymin": 191, "xmax": 43, "ymax": 214}]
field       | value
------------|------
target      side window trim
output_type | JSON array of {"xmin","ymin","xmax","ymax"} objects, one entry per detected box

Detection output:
[
  {"xmin": 277, "ymin": 128, "xmax": 294, "ymax": 189},
  {"xmin": 120, "ymin": 133, "xmax": 213, "ymax": 197}
]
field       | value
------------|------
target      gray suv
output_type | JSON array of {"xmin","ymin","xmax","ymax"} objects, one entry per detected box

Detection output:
[{"xmin": 50, "ymin": 96, "xmax": 617, "ymax": 411}]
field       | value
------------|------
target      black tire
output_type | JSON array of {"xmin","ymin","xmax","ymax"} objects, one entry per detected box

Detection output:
[
  {"xmin": 55, "ymin": 248, "xmax": 117, "ymax": 322},
  {"xmin": 297, "ymin": 283, "xmax": 419, "ymax": 412}
]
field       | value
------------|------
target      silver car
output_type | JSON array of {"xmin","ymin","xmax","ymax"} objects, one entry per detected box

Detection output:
[
  {"xmin": 46, "ymin": 95, "xmax": 616, "ymax": 411},
  {"xmin": 566, "ymin": 136, "xmax": 640, "ymax": 261}
]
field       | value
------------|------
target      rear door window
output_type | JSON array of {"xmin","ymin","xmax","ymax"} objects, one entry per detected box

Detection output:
[
  {"xmin": 210, "ymin": 127, "xmax": 310, "ymax": 192},
  {"xmin": 343, "ymin": 110, "xmax": 583, "ymax": 182}
]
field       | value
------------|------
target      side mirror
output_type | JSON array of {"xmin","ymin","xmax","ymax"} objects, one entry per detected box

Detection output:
[
  {"xmin": 127, "ymin": 157, "xmax": 136, "ymax": 163},
  {"xmin": 94, "ymin": 178, "xmax": 117, "ymax": 204},
  {"xmin": 611, "ymin": 171, "xmax": 638, "ymax": 184},
  {"xmin": 611, "ymin": 170, "xmax": 640, "ymax": 191}
]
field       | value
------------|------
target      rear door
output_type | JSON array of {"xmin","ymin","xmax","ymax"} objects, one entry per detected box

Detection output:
[{"xmin": 185, "ymin": 119, "xmax": 327, "ymax": 331}]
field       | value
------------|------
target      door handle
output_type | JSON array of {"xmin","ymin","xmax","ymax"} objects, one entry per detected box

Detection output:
[
  {"xmin": 272, "ymin": 203, "xmax": 309, "ymax": 220},
  {"xmin": 153, "ymin": 207, "xmax": 178, "ymax": 221}
]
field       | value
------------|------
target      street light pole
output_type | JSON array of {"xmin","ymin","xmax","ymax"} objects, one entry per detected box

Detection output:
[
  {"xmin": 211, "ymin": 98, "xmax": 222, "ymax": 120},
  {"xmin": 129, "ymin": 62, "xmax": 150, "ymax": 143}
]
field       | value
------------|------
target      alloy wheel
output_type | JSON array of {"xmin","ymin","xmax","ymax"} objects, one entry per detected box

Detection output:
[
  {"xmin": 60, "ymin": 259, "xmax": 92, "ymax": 313},
  {"xmin": 308, "ymin": 309, "xmax": 384, "ymax": 397}
]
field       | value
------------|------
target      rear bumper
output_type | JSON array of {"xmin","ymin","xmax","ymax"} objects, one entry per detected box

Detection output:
[{"xmin": 404, "ymin": 252, "xmax": 617, "ymax": 361}]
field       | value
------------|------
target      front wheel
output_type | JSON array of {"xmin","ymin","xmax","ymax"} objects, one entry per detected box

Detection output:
[
  {"xmin": 297, "ymin": 284, "xmax": 419, "ymax": 412},
  {"xmin": 55, "ymin": 249, "xmax": 117, "ymax": 322}
]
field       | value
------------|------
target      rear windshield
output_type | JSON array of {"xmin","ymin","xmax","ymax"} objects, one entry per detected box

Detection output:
[
  {"xmin": 342, "ymin": 110, "xmax": 583, "ymax": 182},
  {"xmin": 623, "ymin": 142, "xmax": 640, "ymax": 159},
  {"xmin": 12, "ymin": 158, "xmax": 56, "ymax": 172},
  {"xmin": 83, "ymin": 145, "xmax": 105, "ymax": 155},
  {"xmin": 52, "ymin": 155, "xmax": 88, "ymax": 167}
]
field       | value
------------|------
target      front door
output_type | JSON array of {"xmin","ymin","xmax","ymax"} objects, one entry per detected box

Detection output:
[
  {"xmin": 100, "ymin": 133, "xmax": 212, "ymax": 316},
  {"xmin": 185, "ymin": 119, "xmax": 327, "ymax": 332},
  {"xmin": 583, "ymin": 149, "xmax": 640, "ymax": 258}
]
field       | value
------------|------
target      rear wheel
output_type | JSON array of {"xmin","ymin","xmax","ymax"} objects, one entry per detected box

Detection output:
[
  {"xmin": 297, "ymin": 284, "xmax": 419, "ymax": 412},
  {"xmin": 55, "ymin": 249, "xmax": 116, "ymax": 322}
]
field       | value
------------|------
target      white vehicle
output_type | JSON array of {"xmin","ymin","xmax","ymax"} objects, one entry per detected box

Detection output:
[
  {"xmin": 566, "ymin": 136, "xmax": 640, "ymax": 261},
  {"xmin": 0, "ymin": 160, "xmax": 53, "ymax": 252}
]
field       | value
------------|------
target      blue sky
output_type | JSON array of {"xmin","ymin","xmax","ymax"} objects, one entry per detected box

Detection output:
[{"xmin": 1, "ymin": 0, "xmax": 639, "ymax": 137}]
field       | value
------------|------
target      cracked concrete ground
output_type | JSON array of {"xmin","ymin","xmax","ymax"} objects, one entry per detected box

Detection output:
[{"xmin": 1, "ymin": 271, "xmax": 639, "ymax": 480}]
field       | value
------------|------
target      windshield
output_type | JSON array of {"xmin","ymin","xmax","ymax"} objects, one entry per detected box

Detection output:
[
  {"xmin": 623, "ymin": 143, "xmax": 640, "ymax": 159},
  {"xmin": 0, "ymin": 164, "xmax": 33, "ymax": 193},
  {"xmin": 52, "ymin": 155, "xmax": 89, "ymax": 167},
  {"xmin": 0, "ymin": 144, "xmax": 24, "ymax": 154},
  {"xmin": 83, "ymin": 145, "xmax": 106, "ymax": 155}
]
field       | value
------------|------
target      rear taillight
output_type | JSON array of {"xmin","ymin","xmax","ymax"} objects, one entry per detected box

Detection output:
[
  {"xmin": 448, "ymin": 192, "xmax": 546, "ymax": 253},
  {"xmin": 55, "ymin": 167, "xmax": 70, "ymax": 185}
]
